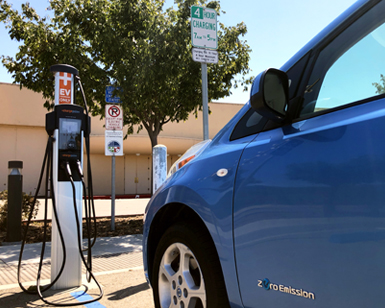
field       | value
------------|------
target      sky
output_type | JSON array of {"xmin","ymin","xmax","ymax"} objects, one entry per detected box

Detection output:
[
  {"xmin": 0, "ymin": 0, "xmax": 358, "ymax": 104},
  {"xmin": 316, "ymin": 24, "xmax": 385, "ymax": 110}
]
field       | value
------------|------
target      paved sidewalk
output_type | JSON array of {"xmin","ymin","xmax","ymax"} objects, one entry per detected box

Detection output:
[
  {"xmin": 0, "ymin": 198, "xmax": 154, "ymax": 307},
  {"xmin": 0, "ymin": 234, "xmax": 143, "ymax": 288},
  {"xmin": 34, "ymin": 198, "xmax": 150, "ymax": 220},
  {"xmin": 1, "ymin": 198, "xmax": 150, "ymax": 284}
]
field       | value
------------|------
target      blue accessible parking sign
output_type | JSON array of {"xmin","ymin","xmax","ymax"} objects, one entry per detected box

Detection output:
[{"xmin": 105, "ymin": 86, "xmax": 122, "ymax": 104}]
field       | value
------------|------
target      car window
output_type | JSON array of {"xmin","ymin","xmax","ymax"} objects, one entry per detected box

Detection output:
[
  {"xmin": 300, "ymin": 1, "xmax": 385, "ymax": 117},
  {"xmin": 230, "ymin": 108, "xmax": 267, "ymax": 141}
]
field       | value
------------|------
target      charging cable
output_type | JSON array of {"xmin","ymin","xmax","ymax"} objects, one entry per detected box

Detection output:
[
  {"xmin": 76, "ymin": 76, "xmax": 97, "ymax": 250},
  {"xmin": 76, "ymin": 159, "xmax": 93, "ymax": 281},
  {"xmin": 18, "ymin": 136, "xmax": 67, "ymax": 295},
  {"xmin": 63, "ymin": 162, "xmax": 103, "ymax": 303}
]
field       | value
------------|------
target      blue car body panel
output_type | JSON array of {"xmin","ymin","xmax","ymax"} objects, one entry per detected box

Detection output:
[
  {"xmin": 233, "ymin": 98, "xmax": 385, "ymax": 307},
  {"xmin": 143, "ymin": 0, "xmax": 385, "ymax": 307}
]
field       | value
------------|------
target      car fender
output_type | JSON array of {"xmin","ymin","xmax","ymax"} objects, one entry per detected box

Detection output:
[{"xmin": 144, "ymin": 177, "xmax": 244, "ymax": 308}]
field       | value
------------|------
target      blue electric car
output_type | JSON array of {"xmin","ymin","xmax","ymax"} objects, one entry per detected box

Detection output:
[{"xmin": 143, "ymin": 0, "xmax": 385, "ymax": 307}]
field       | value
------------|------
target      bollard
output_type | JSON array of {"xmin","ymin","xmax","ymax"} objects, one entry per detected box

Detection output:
[
  {"xmin": 7, "ymin": 161, "xmax": 23, "ymax": 243},
  {"xmin": 153, "ymin": 145, "xmax": 167, "ymax": 193}
]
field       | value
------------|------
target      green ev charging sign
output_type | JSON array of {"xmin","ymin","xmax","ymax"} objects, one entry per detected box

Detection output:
[{"xmin": 191, "ymin": 6, "xmax": 217, "ymax": 50}]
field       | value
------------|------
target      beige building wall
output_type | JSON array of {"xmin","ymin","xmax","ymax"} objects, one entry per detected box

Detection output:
[
  {"xmin": 0, "ymin": 83, "xmax": 243, "ymax": 196},
  {"xmin": 0, "ymin": 83, "xmax": 48, "ymax": 194}
]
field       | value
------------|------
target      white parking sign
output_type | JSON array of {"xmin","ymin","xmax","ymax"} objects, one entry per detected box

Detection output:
[
  {"xmin": 191, "ymin": 6, "xmax": 217, "ymax": 50},
  {"xmin": 105, "ymin": 104, "xmax": 123, "ymax": 130},
  {"xmin": 105, "ymin": 130, "xmax": 123, "ymax": 156}
]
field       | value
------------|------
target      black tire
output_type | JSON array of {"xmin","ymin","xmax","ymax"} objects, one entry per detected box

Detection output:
[{"xmin": 152, "ymin": 222, "xmax": 230, "ymax": 308}]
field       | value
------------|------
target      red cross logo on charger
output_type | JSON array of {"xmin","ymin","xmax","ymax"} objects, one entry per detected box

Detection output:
[{"xmin": 59, "ymin": 72, "xmax": 72, "ymax": 104}]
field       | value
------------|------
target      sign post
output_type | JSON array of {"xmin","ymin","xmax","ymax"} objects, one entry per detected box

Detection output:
[
  {"xmin": 105, "ymin": 87, "xmax": 123, "ymax": 230},
  {"xmin": 191, "ymin": 6, "xmax": 217, "ymax": 140},
  {"xmin": 201, "ymin": 64, "xmax": 209, "ymax": 140},
  {"xmin": 105, "ymin": 130, "xmax": 123, "ymax": 230}
]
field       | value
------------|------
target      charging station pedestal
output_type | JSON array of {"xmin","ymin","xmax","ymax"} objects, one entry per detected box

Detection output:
[{"xmin": 49, "ymin": 65, "xmax": 83, "ymax": 290}]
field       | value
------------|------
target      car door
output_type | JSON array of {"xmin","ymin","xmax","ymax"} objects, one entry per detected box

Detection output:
[{"xmin": 233, "ymin": 1, "xmax": 385, "ymax": 307}]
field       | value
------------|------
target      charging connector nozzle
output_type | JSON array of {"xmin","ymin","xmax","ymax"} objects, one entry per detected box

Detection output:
[
  {"xmin": 76, "ymin": 160, "xmax": 84, "ymax": 178},
  {"xmin": 65, "ymin": 162, "xmax": 72, "ymax": 179}
]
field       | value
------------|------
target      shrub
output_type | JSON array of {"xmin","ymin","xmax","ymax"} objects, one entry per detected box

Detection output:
[{"xmin": 0, "ymin": 190, "xmax": 39, "ymax": 231}]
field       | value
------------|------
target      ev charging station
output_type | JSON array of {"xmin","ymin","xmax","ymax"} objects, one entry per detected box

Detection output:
[
  {"xmin": 17, "ymin": 64, "xmax": 102, "ymax": 305},
  {"xmin": 48, "ymin": 64, "xmax": 84, "ymax": 289}
]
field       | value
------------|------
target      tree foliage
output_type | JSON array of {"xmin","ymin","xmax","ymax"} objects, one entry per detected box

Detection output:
[
  {"xmin": 373, "ymin": 74, "xmax": 385, "ymax": 95},
  {"xmin": 0, "ymin": 0, "xmax": 252, "ymax": 148}
]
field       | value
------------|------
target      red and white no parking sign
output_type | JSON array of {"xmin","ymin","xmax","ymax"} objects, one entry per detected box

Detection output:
[{"xmin": 105, "ymin": 104, "xmax": 123, "ymax": 130}]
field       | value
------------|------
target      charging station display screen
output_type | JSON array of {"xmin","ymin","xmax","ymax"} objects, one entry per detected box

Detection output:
[{"xmin": 59, "ymin": 118, "xmax": 81, "ymax": 150}]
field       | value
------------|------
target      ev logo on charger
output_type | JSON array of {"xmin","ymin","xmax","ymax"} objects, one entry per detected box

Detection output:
[{"xmin": 59, "ymin": 72, "xmax": 72, "ymax": 104}]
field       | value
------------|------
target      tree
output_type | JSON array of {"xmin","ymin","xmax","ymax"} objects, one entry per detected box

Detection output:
[
  {"xmin": 0, "ymin": 0, "xmax": 252, "ymax": 148},
  {"xmin": 373, "ymin": 74, "xmax": 385, "ymax": 95}
]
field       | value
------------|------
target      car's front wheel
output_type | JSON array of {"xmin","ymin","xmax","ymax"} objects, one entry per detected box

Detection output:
[{"xmin": 152, "ymin": 222, "xmax": 230, "ymax": 308}]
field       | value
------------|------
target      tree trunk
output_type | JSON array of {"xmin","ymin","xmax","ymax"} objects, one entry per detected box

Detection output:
[{"xmin": 148, "ymin": 131, "xmax": 158, "ymax": 149}]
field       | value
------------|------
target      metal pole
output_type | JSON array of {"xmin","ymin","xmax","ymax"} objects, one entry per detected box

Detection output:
[
  {"xmin": 111, "ymin": 153, "xmax": 115, "ymax": 230},
  {"xmin": 201, "ymin": 63, "xmax": 209, "ymax": 140}
]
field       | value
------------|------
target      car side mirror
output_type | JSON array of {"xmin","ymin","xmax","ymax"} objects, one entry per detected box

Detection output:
[{"xmin": 250, "ymin": 68, "xmax": 289, "ymax": 123}]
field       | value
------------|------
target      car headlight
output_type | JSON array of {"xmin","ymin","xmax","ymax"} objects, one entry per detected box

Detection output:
[{"xmin": 168, "ymin": 139, "xmax": 212, "ymax": 177}]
